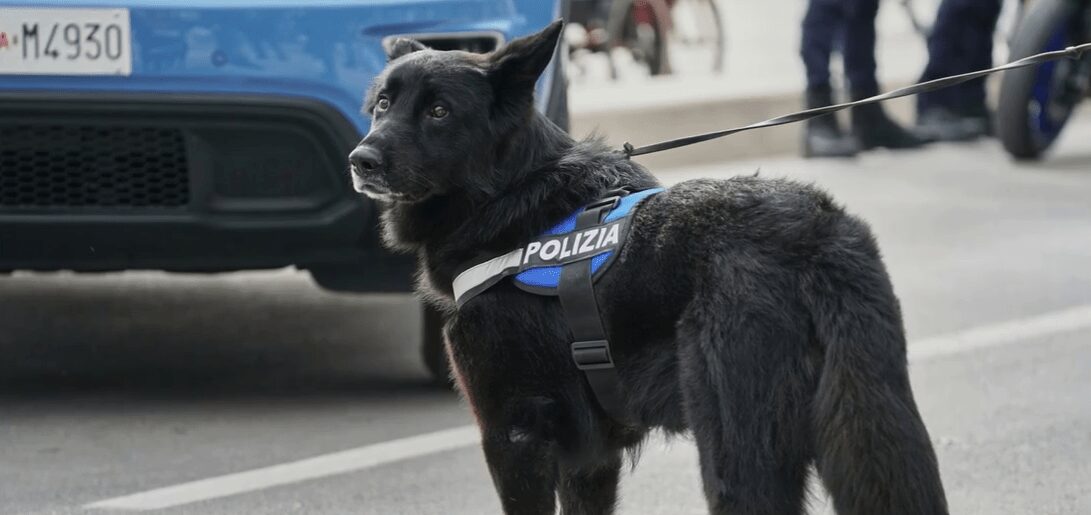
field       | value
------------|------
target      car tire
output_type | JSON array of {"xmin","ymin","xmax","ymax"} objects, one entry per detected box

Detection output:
[
  {"xmin": 420, "ymin": 303, "xmax": 453, "ymax": 386},
  {"xmin": 308, "ymin": 256, "xmax": 415, "ymax": 293}
]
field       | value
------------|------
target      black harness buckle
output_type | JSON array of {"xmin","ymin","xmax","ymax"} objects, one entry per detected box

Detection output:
[
  {"xmin": 584, "ymin": 187, "xmax": 631, "ymax": 212},
  {"xmin": 571, "ymin": 340, "xmax": 614, "ymax": 370},
  {"xmin": 585, "ymin": 195, "xmax": 621, "ymax": 212}
]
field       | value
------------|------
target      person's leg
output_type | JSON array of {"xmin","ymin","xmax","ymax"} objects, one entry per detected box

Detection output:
[
  {"xmin": 840, "ymin": 0, "xmax": 879, "ymax": 96},
  {"xmin": 960, "ymin": 0, "xmax": 1002, "ymax": 118},
  {"xmin": 801, "ymin": 0, "xmax": 859, "ymax": 157},
  {"xmin": 801, "ymin": 0, "xmax": 841, "ymax": 93},
  {"xmin": 916, "ymin": 0, "xmax": 1001, "ymax": 140},
  {"xmin": 917, "ymin": 0, "xmax": 970, "ymax": 113},
  {"xmin": 843, "ymin": 0, "xmax": 928, "ymax": 149}
]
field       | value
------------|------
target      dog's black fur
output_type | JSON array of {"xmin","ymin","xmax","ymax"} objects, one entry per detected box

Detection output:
[{"xmin": 349, "ymin": 21, "xmax": 949, "ymax": 515}]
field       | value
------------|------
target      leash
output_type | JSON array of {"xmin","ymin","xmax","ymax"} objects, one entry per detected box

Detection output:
[{"xmin": 622, "ymin": 42, "xmax": 1091, "ymax": 158}]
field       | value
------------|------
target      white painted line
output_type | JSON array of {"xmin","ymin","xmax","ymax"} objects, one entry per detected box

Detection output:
[
  {"xmin": 84, "ymin": 425, "xmax": 481, "ymax": 511},
  {"xmin": 84, "ymin": 303, "xmax": 1091, "ymax": 511},
  {"xmin": 908, "ymin": 303, "xmax": 1091, "ymax": 361}
]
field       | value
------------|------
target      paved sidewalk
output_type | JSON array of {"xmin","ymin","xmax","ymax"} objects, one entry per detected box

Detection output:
[
  {"xmin": 571, "ymin": 0, "xmax": 938, "ymax": 113},
  {"xmin": 568, "ymin": 0, "xmax": 996, "ymax": 166}
]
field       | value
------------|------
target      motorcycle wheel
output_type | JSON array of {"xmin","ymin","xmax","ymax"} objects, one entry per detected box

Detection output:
[{"xmin": 998, "ymin": 0, "xmax": 1091, "ymax": 160}]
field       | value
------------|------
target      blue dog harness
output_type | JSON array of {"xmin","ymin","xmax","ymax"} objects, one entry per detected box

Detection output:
[
  {"xmin": 452, "ymin": 187, "xmax": 663, "ymax": 304},
  {"xmin": 452, "ymin": 187, "xmax": 664, "ymax": 425}
]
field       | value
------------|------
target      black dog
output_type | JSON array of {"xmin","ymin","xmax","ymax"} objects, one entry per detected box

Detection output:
[{"xmin": 349, "ymin": 21, "xmax": 949, "ymax": 515}]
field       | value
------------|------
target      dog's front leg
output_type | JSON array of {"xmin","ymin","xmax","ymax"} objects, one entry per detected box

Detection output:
[
  {"xmin": 557, "ymin": 454, "xmax": 622, "ymax": 515},
  {"xmin": 480, "ymin": 427, "xmax": 558, "ymax": 515}
]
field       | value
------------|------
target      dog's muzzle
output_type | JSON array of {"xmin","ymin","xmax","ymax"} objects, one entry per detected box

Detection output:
[{"xmin": 348, "ymin": 146, "xmax": 391, "ymax": 197}]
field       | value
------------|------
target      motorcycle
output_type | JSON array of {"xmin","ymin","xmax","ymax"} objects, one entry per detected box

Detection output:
[{"xmin": 998, "ymin": 0, "xmax": 1091, "ymax": 159}]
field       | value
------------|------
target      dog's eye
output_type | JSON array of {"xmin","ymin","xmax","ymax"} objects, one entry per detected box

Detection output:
[
  {"xmin": 429, "ymin": 105, "xmax": 449, "ymax": 119},
  {"xmin": 376, "ymin": 97, "xmax": 390, "ymax": 112}
]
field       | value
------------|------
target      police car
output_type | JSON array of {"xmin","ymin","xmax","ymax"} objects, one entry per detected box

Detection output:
[{"xmin": 0, "ymin": 0, "xmax": 570, "ymax": 382}]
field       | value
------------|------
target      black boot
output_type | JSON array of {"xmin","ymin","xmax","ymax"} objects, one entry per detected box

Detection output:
[
  {"xmin": 851, "ymin": 94, "xmax": 929, "ymax": 150},
  {"xmin": 803, "ymin": 88, "xmax": 858, "ymax": 158},
  {"xmin": 916, "ymin": 105, "xmax": 991, "ymax": 142}
]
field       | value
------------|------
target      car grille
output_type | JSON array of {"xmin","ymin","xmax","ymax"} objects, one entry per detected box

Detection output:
[{"xmin": 0, "ymin": 124, "xmax": 190, "ymax": 210}]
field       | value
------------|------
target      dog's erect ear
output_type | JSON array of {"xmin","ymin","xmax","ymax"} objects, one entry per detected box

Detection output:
[
  {"xmin": 488, "ymin": 20, "xmax": 564, "ymax": 92},
  {"xmin": 384, "ymin": 37, "xmax": 427, "ymax": 61}
]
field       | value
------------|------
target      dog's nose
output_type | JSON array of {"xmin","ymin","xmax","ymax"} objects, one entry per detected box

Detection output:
[{"xmin": 349, "ymin": 146, "xmax": 383, "ymax": 175}]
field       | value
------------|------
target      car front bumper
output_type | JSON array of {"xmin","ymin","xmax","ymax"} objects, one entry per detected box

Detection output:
[{"xmin": 0, "ymin": 91, "xmax": 393, "ymax": 275}]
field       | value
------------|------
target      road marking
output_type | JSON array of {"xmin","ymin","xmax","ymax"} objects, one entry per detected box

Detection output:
[
  {"xmin": 84, "ymin": 425, "xmax": 481, "ymax": 511},
  {"xmin": 84, "ymin": 303, "xmax": 1091, "ymax": 511},
  {"xmin": 908, "ymin": 303, "xmax": 1091, "ymax": 361}
]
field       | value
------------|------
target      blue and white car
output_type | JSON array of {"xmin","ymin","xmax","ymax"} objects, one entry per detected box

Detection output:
[{"xmin": 0, "ymin": 0, "xmax": 569, "ymax": 380}]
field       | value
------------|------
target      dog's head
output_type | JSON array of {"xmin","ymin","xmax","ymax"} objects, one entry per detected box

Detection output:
[{"xmin": 348, "ymin": 20, "xmax": 564, "ymax": 203}]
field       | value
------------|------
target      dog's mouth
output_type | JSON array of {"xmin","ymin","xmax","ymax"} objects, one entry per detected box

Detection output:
[
  {"xmin": 351, "ymin": 171, "xmax": 423, "ymax": 204},
  {"xmin": 351, "ymin": 174, "xmax": 386, "ymax": 195},
  {"xmin": 353, "ymin": 175, "xmax": 400, "ymax": 201}
]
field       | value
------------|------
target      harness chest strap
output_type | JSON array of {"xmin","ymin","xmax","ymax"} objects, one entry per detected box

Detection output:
[
  {"xmin": 557, "ymin": 198, "xmax": 634, "ymax": 424},
  {"xmin": 451, "ymin": 188, "xmax": 664, "ymax": 425}
]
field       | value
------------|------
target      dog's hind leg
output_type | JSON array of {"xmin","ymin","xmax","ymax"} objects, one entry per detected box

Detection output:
[
  {"xmin": 805, "ymin": 219, "xmax": 949, "ymax": 515},
  {"xmin": 677, "ymin": 260, "xmax": 818, "ymax": 515},
  {"xmin": 557, "ymin": 453, "xmax": 622, "ymax": 515}
]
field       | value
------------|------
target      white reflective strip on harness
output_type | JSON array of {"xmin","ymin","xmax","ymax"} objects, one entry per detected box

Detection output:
[{"xmin": 452, "ymin": 248, "xmax": 524, "ymax": 305}]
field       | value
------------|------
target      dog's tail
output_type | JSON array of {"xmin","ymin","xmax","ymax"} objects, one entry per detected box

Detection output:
[{"xmin": 805, "ymin": 216, "xmax": 949, "ymax": 515}]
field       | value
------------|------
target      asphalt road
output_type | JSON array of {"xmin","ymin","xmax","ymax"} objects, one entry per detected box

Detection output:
[{"xmin": 3, "ymin": 118, "xmax": 1091, "ymax": 515}]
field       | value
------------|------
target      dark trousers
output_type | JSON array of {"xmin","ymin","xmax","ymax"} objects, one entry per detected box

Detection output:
[
  {"xmin": 801, "ymin": 0, "xmax": 881, "ymax": 96},
  {"xmin": 917, "ymin": 0, "xmax": 1002, "ymax": 114}
]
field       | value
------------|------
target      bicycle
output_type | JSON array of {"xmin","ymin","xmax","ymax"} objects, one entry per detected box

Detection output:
[{"xmin": 567, "ymin": 0, "xmax": 726, "ymax": 79}]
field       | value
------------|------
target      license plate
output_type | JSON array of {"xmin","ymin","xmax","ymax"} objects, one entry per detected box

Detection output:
[{"xmin": 0, "ymin": 7, "xmax": 132, "ymax": 76}]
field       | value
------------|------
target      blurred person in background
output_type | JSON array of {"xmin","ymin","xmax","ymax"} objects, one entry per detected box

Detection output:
[
  {"xmin": 801, "ymin": 0, "xmax": 929, "ymax": 158},
  {"xmin": 915, "ymin": 0, "xmax": 1003, "ymax": 141}
]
